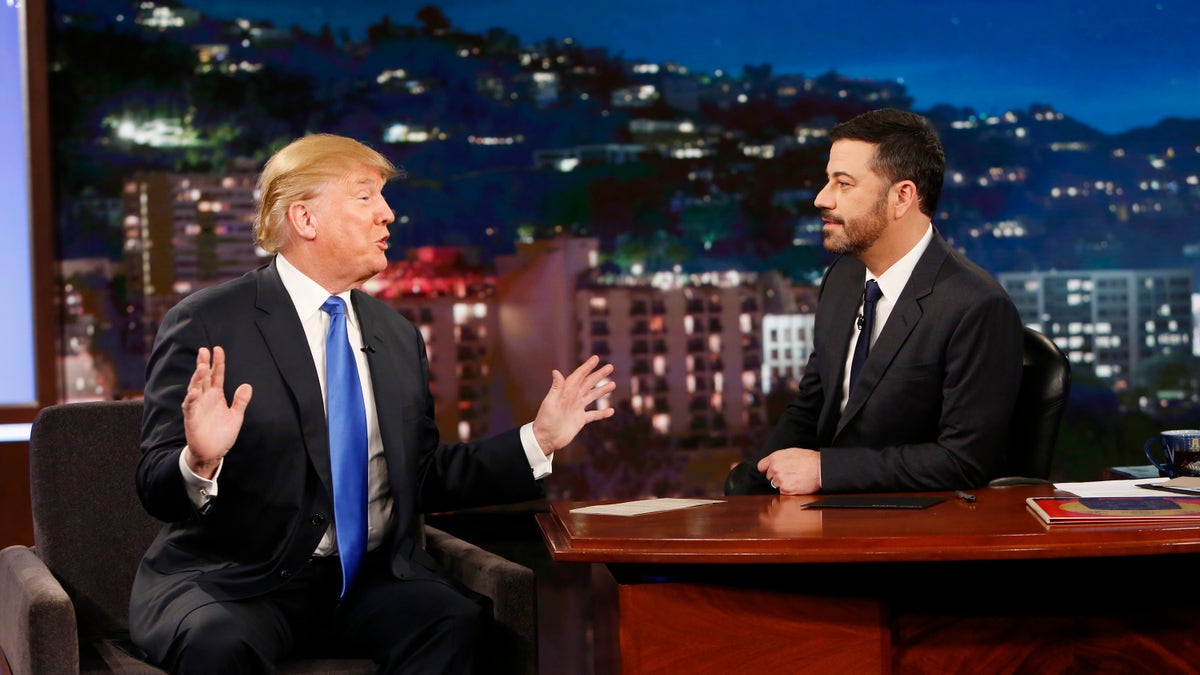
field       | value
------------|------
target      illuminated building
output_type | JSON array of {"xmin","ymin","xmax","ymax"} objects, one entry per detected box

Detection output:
[
  {"xmin": 490, "ymin": 236, "xmax": 820, "ymax": 450},
  {"xmin": 365, "ymin": 248, "xmax": 499, "ymax": 443},
  {"xmin": 1000, "ymin": 269, "xmax": 1194, "ymax": 390},
  {"xmin": 121, "ymin": 170, "xmax": 264, "ymax": 347},
  {"xmin": 578, "ymin": 273, "xmax": 765, "ymax": 443}
]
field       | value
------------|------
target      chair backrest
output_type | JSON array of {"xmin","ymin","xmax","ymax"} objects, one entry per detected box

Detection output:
[
  {"xmin": 29, "ymin": 400, "xmax": 158, "ymax": 641},
  {"xmin": 1004, "ymin": 327, "xmax": 1071, "ymax": 480}
]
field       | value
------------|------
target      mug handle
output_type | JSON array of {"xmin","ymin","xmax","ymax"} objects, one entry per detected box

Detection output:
[{"xmin": 1144, "ymin": 437, "xmax": 1173, "ymax": 478}]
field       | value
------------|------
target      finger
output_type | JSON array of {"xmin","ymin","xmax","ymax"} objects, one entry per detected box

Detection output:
[
  {"xmin": 579, "ymin": 409, "xmax": 612, "ymax": 425},
  {"xmin": 757, "ymin": 456, "xmax": 771, "ymax": 473},
  {"xmin": 585, "ymin": 380, "xmax": 616, "ymax": 404},
  {"xmin": 588, "ymin": 407, "xmax": 615, "ymax": 421},
  {"xmin": 565, "ymin": 355, "xmax": 601, "ymax": 384},
  {"xmin": 210, "ymin": 346, "xmax": 227, "ymax": 392},
  {"xmin": 581, "ymin": 363, "xmax": 615, "ymax": 390},
  {"xmin": 190, "ymin": 347, "xmax": 212, "ymax": 392},
  {"xmin": 549, "ymin": 369, "xmax": 565, "ymax": 391},
  {"xmin": 230, "ymin": 383, "xmax": 253, "ymax": 414}
]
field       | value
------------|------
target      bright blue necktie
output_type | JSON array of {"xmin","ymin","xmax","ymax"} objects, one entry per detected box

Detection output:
[
  {"xmin": 849, "ymin": 279, "xmax": 883, "ymax": 393},
  {"xmin": 322, "ymin": 296, "xmax": 368, "ymax": 599}
]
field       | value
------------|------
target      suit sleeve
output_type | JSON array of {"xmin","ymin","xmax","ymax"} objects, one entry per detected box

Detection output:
[
  {"xmin": 758, "ymin": 257, "xmax": 843, "ymax": 458},
  {"xmin": 384, "ymin": 319, "xmax": 543, "ymax": 513},
  {"xmin": 136, "ymin": 301, "xmax": 209, "ymax": 523},
  {"xmin": 762, "ymin": 352, "xmax": 824, "ymax": 455}
]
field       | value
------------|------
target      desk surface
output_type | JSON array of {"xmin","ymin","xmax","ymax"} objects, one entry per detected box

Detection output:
[{"xmin": 537, "ymin": 485, "xmax": 1200, "ymax": 564}]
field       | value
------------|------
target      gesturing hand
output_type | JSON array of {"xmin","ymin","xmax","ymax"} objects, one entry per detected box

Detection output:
[
  {"xmin": 531, "ymin": 355, "xmax": 616, "ymax": 456},
  {"xmin": 182, "ymin": 346, "xmax": 253, "ymax": 479}
]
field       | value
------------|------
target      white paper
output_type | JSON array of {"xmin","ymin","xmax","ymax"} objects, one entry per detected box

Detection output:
[
  {"xmin": 569, "ymin": 498, "xmax": 725, "ymax": 516},
  {"xmin": 1054, "ymin": 477, "xmax": 1169, "ymax": 497}
]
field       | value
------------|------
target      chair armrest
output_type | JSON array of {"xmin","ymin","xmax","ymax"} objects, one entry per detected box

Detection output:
[
  {"xmin": 423, "ymin": 526, "xmax": 537, "ymax": 675},
  {"xmin": 988, "ymin": 476, "xmax": 1053, "ymax": 487},
  {"xmin": 725, "ymin": 460, "xmax": 777, "ymax": 495},
  {"xmin": 0, "ymin": 545, "xmax": 79, "ymax": 675}
]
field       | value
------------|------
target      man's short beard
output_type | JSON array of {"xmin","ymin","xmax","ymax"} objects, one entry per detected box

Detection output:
[{"xmin": 821, "ymin": 192, "xmax": 889, "ymax": 257}]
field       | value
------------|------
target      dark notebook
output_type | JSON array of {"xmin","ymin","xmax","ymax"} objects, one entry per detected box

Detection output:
[{"xmin": 803, "ymin": 495, "xmax": 946, "ymax": 509}]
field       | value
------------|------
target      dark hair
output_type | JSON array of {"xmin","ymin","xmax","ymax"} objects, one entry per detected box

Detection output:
[{"xmin": 829, "ymin": 108, "xmax": 945, "ymax": 217}]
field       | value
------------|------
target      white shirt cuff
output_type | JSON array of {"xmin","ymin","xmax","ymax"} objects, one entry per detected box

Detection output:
[
  {"xmin": 520, "ymin": 423, "xmax": 553, "ymax": 479},
  {"xmin": 178, "ymin": 446, "xmax": 222, "ymax": 510}
]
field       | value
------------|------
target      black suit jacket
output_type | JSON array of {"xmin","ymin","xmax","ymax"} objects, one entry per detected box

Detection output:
[
  {"xmin": 130, "ymin": 259, "xmax": 541, "ymax": 654},
  {"xmin": 759, "ymin": 231, "xmax": 1024, "ymax": 492}
]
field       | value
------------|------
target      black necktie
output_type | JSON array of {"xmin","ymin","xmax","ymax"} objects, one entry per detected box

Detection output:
[{"xmin": 849, "ymin": 280, "xmax": 883, "ymax": 392}]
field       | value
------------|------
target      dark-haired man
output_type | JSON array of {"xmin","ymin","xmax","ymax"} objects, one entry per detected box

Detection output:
[{"xmin": 740, "ymin": 108, "xmax": 1023, "ymax": 495}]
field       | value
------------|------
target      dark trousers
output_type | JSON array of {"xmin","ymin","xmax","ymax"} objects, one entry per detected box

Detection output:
[{"xmin": 161, "ymin": 549, "xmax": 488, "ymax": 674}]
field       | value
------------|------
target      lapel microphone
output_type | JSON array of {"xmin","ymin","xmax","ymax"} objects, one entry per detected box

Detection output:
[
  {"xmin": 856, "ymin": 285, "xmax": 867, "ymax": 330},
  {"xmin": 360, "ymin": 345, "xmax": 376, "ymax": 354}
]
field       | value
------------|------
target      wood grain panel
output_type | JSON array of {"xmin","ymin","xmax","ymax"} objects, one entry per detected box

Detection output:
[
  {"xmin": 0, "ymin": 441, "xmax": 33, "ymax": 547},
  {"xmin": 614, "ymin": 581, "xmax": 886, "ymax": 674},
  {"xmin": 894, "ymin": 611, "xmax": 1200, "ymax": 674},
  {"xmin": 542, "ymin": 491, "xmax": 1200, "ymax": 673}
]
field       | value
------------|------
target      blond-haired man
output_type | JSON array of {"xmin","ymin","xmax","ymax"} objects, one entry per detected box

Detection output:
[{"xmin": 131, "ymin": 134, "xmax": 615, "ymax": 673}]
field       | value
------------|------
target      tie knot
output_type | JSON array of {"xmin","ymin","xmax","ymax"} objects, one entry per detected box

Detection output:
[
  {"xmin": 322, "ymin": 296, "xmax": 347, "ymax": 316},
  {"xmin": 864, "ymin": 280, "xmax": 883, "ymax": 303}
]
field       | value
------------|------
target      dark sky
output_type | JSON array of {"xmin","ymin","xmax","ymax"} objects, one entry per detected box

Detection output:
[{"xmin": 188, "ymin": 1, "xmax": 1197, "ymax": 134}]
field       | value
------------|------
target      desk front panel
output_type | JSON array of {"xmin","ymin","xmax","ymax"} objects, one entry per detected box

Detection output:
[{"xmin": 543, "ymin": 489, "xmax": 1200, "ymax": 674}]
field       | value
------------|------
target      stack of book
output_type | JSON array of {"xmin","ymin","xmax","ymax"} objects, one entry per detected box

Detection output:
[{"xmin": 1028, "ymin": 477, "xmax": 1200, "ymax": 524}]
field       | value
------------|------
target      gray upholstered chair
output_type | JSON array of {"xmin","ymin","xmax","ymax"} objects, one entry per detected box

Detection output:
[{"xmin": 0, "ymin": 400, "xmax": 538, "ymax": 674}]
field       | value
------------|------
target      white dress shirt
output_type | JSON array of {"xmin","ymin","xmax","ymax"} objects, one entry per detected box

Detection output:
[{"xmin": 839, "ymin": 225, "xmax": 934, "ymax": 412}]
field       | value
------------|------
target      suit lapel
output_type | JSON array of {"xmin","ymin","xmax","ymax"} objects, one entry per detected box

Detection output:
[
  {"xmin": 837, "ymin": 234, "xmax": 951, "ymax": 434},
  {"xmin": 350, "ymin": 291, "xmax": 411, "ymax": 486},
  {"xmin": 350, "ymin": 289, "xmax": 415, "ymax": 509},
  {"xmin": 817, "ymin": 260, "xmax": 865, "ymax": 438},
  {"xmin": 253, "ymin": 259, "xmax": 333, "ymax": 490}
]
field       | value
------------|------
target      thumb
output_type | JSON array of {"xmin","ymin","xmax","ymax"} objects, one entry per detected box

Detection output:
[{"xmin": 231, "ymin": 383, "xmax": 253, "ymax": 413}]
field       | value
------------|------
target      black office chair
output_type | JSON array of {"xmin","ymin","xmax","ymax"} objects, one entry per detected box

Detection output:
[
  {"xmin": 724, "ymin": 326, "xmax": 1071, "ymax": 494},
  {"xmin": 987, "ymin": 326, "xmax": 1071, "ymax": 486}
]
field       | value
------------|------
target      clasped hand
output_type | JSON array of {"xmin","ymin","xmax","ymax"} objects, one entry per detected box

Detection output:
[{"xmin": 757, "ymin": 447, "xmax": 822, "ymax": 495}]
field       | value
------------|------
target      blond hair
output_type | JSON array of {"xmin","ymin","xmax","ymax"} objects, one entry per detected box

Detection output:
[{"xmin": 254, "ymin": 134, "xmax": 401, "ymax": 253}]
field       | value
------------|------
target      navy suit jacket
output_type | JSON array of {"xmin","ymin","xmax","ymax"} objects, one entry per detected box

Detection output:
[
  {"xmin": 131, "ymin": 259, "xmax": 541, "ymax": 653},
  {"xmin": 759, "ymin": 231, "xmax": 1024, "ymax": 492}
]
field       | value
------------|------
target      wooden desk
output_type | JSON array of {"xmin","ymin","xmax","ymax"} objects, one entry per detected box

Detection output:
[{"xmin": 538, "ymin": 487, "xmax": 1200, "ymax": 674}]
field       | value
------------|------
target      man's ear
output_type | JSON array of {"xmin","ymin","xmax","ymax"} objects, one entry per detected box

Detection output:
[
  {"xmin": 892, "ymin": 181, "xmax": 919, "ymax": 219},
  {"xmin": 288, "ymin": 202, "xmax": 318, "ymax": 241}
]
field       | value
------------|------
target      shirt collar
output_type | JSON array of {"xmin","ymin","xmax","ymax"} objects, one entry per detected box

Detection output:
[
  {"xmin": 275, "ymin": 253, "xmax": 358, "ymax": 330},
  {"xmin": 869, "ymin": 224, "xmax": 934, "ymax": 301}
]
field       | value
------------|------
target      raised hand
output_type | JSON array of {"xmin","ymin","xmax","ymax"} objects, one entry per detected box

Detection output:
[
  {"xmin": 531, "ymin": 355, "xmax": 616, "ymax": 456},
  {"xmin": 182, "ymin": 346, "xmax": 253, "ymax": 478}
]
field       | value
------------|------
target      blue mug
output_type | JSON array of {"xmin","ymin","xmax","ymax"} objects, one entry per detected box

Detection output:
[{"xmin": 1144, "ymin": 430, "xmax": 1200, "ymax": 478}]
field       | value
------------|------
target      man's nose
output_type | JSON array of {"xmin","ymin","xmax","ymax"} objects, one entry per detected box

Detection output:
[{"xmin": 814, "ymin": 185, "xmax": 833, "ymax": 210}]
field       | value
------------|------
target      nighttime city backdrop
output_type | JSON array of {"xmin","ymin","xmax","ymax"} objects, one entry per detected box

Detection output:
[{"xmin": 45, "ymin": 0, "xmax": 1200, "ymax": 497}]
